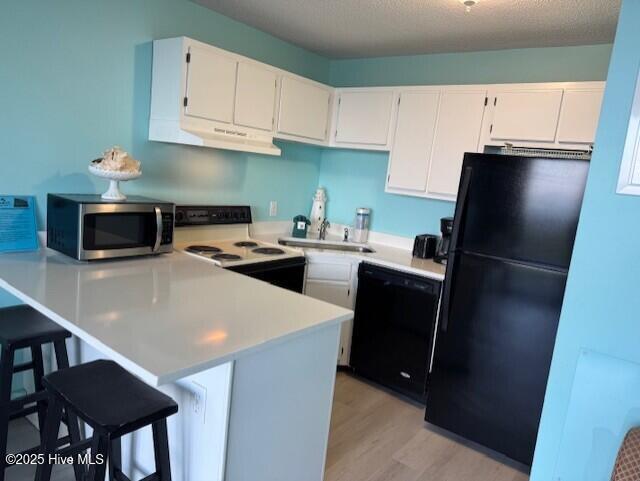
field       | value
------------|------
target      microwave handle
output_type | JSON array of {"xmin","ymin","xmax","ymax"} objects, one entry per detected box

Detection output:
[{"xmin": 153, "ymin": 207, "xmax": 162, "ymax": 252}]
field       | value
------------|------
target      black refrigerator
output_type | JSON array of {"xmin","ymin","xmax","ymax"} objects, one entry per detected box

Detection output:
[{"xmin": 424, "ymin": 152, "xmax": 589, "ymax": 466}]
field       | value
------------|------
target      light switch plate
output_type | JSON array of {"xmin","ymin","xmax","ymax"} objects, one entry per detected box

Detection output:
[{"xmin": 269, "ymin": 201, "xmax": 277, "ymax": 217}]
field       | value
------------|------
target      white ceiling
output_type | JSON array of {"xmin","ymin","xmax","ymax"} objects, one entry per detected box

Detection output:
[{"xmin": 193, "ymin": 0, "xmax": 620, "ymax": 59}]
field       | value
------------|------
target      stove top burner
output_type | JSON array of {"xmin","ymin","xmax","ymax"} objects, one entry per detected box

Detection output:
[
  {"xmin": 234, "ymin": 241, "xmax": 259, "ymax": 248},
  {"xmin": 212, "ymin": 253, "xmax": 242, "ymax": 261},
  {"xmin": 187, "ymin": 245, "xmax": 222, "ymax": 253},
  {"xmin": 252, "ymin": 247, "xmax": 285, "ymax": 255}
]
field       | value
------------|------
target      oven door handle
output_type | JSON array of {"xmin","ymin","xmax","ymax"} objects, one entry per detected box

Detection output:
[{"xmin": 153, "ymin": 207, "xmax": 162, "ymax": 252}]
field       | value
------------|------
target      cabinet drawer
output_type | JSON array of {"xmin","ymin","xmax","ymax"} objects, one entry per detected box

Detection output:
[{"xmin": 306, "ymin": 262, "xmax": 352, "ymax": 282}]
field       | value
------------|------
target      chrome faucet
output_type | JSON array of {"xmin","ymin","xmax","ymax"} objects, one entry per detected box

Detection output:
[{"xmin": 319, "ymin": 219, "xmax": 330, "ymax": 240}]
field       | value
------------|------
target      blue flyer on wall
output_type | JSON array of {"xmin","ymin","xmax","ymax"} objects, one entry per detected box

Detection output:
[{"xmin": 0, "ymin": 196, "xmax": 39, "ymax": 253}]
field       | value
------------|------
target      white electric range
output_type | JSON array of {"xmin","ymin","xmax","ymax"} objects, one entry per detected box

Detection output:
[{"xmin": 174, "ymin": 205, "xmax": 306, "ymax": 292}]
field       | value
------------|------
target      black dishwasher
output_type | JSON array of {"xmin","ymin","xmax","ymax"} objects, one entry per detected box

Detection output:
[{"xmin": 350, "ymin": 263, "xmax": 441, "ymax": 403}]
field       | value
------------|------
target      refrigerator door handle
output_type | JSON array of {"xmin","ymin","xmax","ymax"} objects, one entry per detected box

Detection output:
[
  {"xmin": 439, "ymin": 166, "xmax": 472, "ymax": 332},
  {"xmin": 439, "ymin": 252, "xmax": 456, "ymax": 332},
  {"xmin": 449, "ymin": 166, "xmax": 473, "ymax": 252}
]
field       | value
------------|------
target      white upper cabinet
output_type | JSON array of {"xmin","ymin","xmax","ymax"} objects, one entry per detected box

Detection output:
[
  {"xmin": 387, "ymin": 91, "xmax": 440, "ymax": 192},
  {"xmin": 489, "ymin": 89, "xmax": 564, "ymax": 142},
  {"xmin": 386, "ymin": 88, "xmax": 486, "ymax": 200},
  {"xmin": 234, "ymin": 62, "xmax": 278, "ymax": 132},
  {"xmin": 184, "ymin": 45, "xmax": 237, "ymax": 123},
  {"xmin": 557, "ymin": 88, "xmax": 604, "ymax": 144},
  {"xmin": 276, "ymin": 76, "xmax": 331, "ymax": 142},
  {"xmin": 426, "ymin": 90, "xmax": 487, "ymax": 199},
  {"xmin": 333, "ymin": 90, "xmax": 395, "ymax": 147}
]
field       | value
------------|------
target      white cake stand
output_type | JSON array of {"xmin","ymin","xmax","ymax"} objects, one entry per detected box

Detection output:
[{"xmin": 88, "ymin": 165, "xmax": 142, "ymax": 201}]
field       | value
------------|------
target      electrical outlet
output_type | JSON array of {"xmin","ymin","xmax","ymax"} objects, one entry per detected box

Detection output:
[
  {"xmin": 269, "ymin": 201, "xmax": 277, "ymax": 217},
  {"xmin": 190, "ymin": 381, "xmax": 207, "ymax": 424}
]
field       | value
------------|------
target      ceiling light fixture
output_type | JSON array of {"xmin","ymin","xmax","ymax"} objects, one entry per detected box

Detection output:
[{"xmin": 460, "ymin": 0, "xmax": 480, "ymax": 13}]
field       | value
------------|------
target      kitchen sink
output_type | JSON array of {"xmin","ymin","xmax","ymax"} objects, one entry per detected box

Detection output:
[{"xmin": 278, "ymin": 238, "xmax": 375, "ymax": 253}]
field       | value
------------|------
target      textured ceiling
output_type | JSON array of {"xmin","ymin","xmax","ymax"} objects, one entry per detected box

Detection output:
[{"xmin": 193, "ymin": 0, "xmax": 620, "ymax": 58}]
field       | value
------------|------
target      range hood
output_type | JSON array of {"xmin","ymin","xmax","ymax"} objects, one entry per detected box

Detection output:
[
  {"xmin": 182, "ymin": 127, "xmax": 281, "ymax": 156},
  {"xmin": 148, "ymin": 120, "xmax": 281, "ymax": 156}
]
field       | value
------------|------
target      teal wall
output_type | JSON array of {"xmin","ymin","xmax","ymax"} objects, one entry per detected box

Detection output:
[
  {"xmin": 0, "ymin": 0, "xmax": 330, "ymax": 232},
  {"xmin": 0, "ymin": 0, "xmax": 331, "ymax": 384},
  {"xmin": 0, "ymin": 0, "xmax": 329, "ymax": 303},
  {"xmin": 320, "ymin": 44, "xmax": 613, "ymax": 237},
  {"xmin": 330, "ymin": 44, "xmax": 613, "ymax": 88},
  {"xmin": 532, "ymin": 1, "xmax": 640, "ymax": 479},
  {"xmin": 318, "ymin": 150, "xmax": 453, "ymax": 237}
]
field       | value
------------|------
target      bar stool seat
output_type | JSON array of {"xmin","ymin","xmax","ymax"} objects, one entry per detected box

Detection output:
[
  {"xmin": 37, "ymin": 359, "xmax": 178, "ymax": 481},
  {"xmin": 44, "ymin": 360, "xmax": 178, "ymax": 437},
  {"xmin": 0, "ymin": 305, "xmax": 83, "ymax": 481},
  {"xmin": 0, "ymin": 305, "xmax": 70, "ymax": 349}
]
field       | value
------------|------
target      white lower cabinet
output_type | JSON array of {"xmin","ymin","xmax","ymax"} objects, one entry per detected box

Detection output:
[{"xmin": 304, "ymin": 256, "xmax": 358, "ymax": 366}]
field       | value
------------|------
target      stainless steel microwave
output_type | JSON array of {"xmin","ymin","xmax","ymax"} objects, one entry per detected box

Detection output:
[{"xmin": 47, "ymin": 194, "xmax": 174, "ymax": 261}]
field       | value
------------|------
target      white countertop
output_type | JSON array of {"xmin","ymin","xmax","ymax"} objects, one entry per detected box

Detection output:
[
  {"xmin": 0, "ymin": 249, "xmax": 352, "ymax": 385},
  {"xmin": 252, "ymin": 232, "xmax": 446, "ymax": 281}
]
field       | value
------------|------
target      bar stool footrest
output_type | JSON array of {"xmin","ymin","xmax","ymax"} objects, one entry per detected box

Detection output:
[
  {"xmin": 10, "ymin": 390, "xmax": 49, "ymax": 412},
  {"xmin": 17, "ymin": 435, "xmax": 72, "ymax": 457},
  {"xmin": 12, "ymin": 361, "xmax": 35, "ymax": 373},
  {"xmin": 55, "ymin": 438, "xmax": 92, "ymax": 458},
  {"xmin": 9, "ymin": 404, "xmax": 39, "ymax": 420},
  {"xmin": 139, "ymin": 473, "xmax": 160, "ymax": 481}
]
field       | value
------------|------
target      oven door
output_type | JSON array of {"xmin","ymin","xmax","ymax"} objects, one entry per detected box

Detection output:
[
  {"xmin": 80, "ymin": 204, "xmax": 172, "ymax": 260},
  {"xmin": 227, "ymin": 257, "xmax": 306, "ymax": 293}
]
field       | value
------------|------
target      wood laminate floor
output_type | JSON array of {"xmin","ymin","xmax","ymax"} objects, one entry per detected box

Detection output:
[
  {"xmin": 325, "ymin": 372, "xmax": 530, "ymax": 481},
  {"xmin": 8, "ymin": 372, "xmax": 530, "ymax": 481}
]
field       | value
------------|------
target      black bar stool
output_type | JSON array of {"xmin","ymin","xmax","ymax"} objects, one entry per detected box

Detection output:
[
  {"xmin": 0, "ymin": 305, "xmax": 84, "ymax": 481},
  {"xmin": 36, "ymin": 359, "xmax": 178, "ymax": 481}
]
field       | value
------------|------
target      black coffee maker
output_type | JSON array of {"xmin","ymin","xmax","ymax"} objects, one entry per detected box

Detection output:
[{"xmin": 434, "ymin": 217, "xmax": 454, "ymax": 265}]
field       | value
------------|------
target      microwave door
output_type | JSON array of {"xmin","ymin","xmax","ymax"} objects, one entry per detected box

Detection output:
[{"xmin": 79, "ymin": 204, "xmax": 162, "ymax": 260}]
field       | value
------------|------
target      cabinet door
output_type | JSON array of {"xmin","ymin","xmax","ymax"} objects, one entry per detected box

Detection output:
[
  {"xmin": 557, "ymin": 89, "xmax": 604, "ymax": 144},
  {"xmin": 305, "ymin": 280, "xmax": 353, "ymax": 364},
  {"xmin": 234, "ymin": 62, "xmax": 278, "ymax": 132},
  {"xmin": 387, "ymin": 91, "xmax": 440, "ymax": 192},
  {"xmin": 334, "ymin": 91, "xmax": 394, "ymax": 145},
  {"xmin": 490, "ymin": 90, "xmax": 563, "ymax": 142},
  {"xmin": 427, "ymin": 90, "xmax": 487, "ymax": 198},
  {"xmin": 184, "ymin": 45, "xmax": 237, "ymax": 123},
  {"xmin": 277, "ymin": 76, "xmax": 330, "ymax": 141},
  {"xmin": 304, "ymin": 280, "xmax": 351, "ymax": 308}
]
